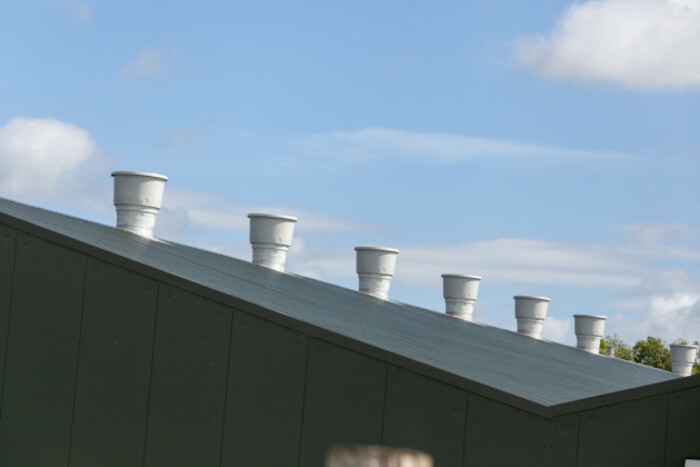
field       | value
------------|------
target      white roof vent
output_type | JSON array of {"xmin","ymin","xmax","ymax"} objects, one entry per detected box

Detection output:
[
  {"xmin": 574, "ymin": 314, "xmax": 606, "ymax": 354},
  {"xmin": 111, "ymin": 171, "xmax": 168, "ymax": 238},
  {"xmin": 670, "ymin": 343, "xmax": 698, "ymax": 377},
  {"xmin": 248, "ymin": 213, "xmax": 297, "ymax": 271},
  {"xmin": 513, "ymin": 295, "xmax": 550, "ymax": 339},
  {"xmin": 441, "ymin": 274, "xmax": 481, "ymax": 321},
  {"xmin": 355, "ymin": 246, "xmax": 398, "ymax": 299}
]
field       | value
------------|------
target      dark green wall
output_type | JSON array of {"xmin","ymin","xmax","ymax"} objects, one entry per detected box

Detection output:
[{"xmin": 0, "ymin": 226, "xmax": 698, "ymax": 466}]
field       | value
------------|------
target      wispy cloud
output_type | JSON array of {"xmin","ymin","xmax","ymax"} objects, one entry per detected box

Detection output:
[
  {"xmin": 155, "ymin": 128, "xmax": 203, "ymax": 148},
  {"xmin": 514, "ymin": 0, "xmax": 700, "ymax": 90},
  {"xmin": 617, "ymin": 222, "xmax": 698, "ymax": 246},
  {"xmin": 73, "ymin": 2, "xmax": 93, "ymax": 23},
  {"xmin": 292, "ymin": 127, "xmax": 622, "ymax": 163},
  {"xmin": 156, "ymin": 187, "xmax": 391, "ymax": 242},
  {"xmin": 284, "ymin": 238, "xmax": 645, "ymax": 289},
  {"xmin": 119, "ymin": 48, "xmax": 166, "ymax": 79},
  {"xmin": 154, "ymin": 126, "xmax": 251, "ymax": 149},
  {"xmin": 613, "ymin": 223, "xmax": 700, "ymax": 263}
]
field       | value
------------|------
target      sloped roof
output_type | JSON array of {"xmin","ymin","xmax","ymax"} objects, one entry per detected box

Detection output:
[{"xmin": 0, "ymin": 197, "xmax": 678, "ymax": 412}]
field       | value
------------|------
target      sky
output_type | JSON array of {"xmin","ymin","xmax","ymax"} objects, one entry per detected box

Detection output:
[{"xmin": 2, "ymin": 0, "xmax": 700, "ymax": 346}]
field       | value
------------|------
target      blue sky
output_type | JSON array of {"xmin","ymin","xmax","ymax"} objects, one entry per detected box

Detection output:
[{"xmin": 2, "ymin": 0, "xmax": 700, "ymax": 345}]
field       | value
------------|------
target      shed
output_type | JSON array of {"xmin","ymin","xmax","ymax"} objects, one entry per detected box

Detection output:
[{"xmin": 0, "ymin": 197, "xmax": 697, "ymax": 466}]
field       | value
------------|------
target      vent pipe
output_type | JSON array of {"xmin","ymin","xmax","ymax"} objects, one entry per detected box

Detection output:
[
  {"xmin": 442, "ymin": 274, "xmax": 481, "ymax": 321},
  {"xmin": 248, "ymin": 213, "xmax": 297, "ymax": 271},
  {"xmin": 111, "ymin": 171, "xmax": 168, "ymax": 238},
  {"xmin": 670, "ymin": 344, "xmax": 698, "ymax": 377},
  {"xmin": 355, "ymin": 247, "xmax": 398, "ymax": 299},
  {"xmin": 514, "ymin": 295, "xmax": 549, "ymax": 339},
  {"xmin": 573, "ymin": 315, "xmax": 606, "ymax": 354}
]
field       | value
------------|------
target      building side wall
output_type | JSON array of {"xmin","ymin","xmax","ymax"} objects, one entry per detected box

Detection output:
[
  {"xmin": 577, "ymin": 394, "xmax": 668, "ymax": 466},
  {"xmin": 0, "ymin": 232, "xmax": 86, "ymax": 466},
  {"xmin": 70, "ymin": 259, "xmax": 158, "ymax": 466},
  {"xmin": 549, "ymin": 384, "xmax": 700, "ymax": 467},
  {"xmin": 665, "ymin": 385, "xmax": 700, "ymax": 465},
  {"xmin": 463, "ymin": 393, "xmax": 554, "ymax": 465},
  {"xmin": 0, "ymin": 224, "xmax": 17, "ymax": 416},
  {"xmin": 0, "ymin": 226, "xmax": 698, "ymax": 466}
]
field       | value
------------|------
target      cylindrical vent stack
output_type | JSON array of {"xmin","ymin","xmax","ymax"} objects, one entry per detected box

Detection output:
[
  {"xmin": 248, "ymin": 213, "xmax": 297, "ymax": 271},
  {"xmin": 574, "ymin": 315, "xmax": 607, "ymax": 354},
  {"xmin": 355, "ymin": 247, "xmax": 399, "ymax": 299},
  {"xmin": 441, "ymin": 274, "xmax": 481, "ymax": 321},
  {"xmin": 670, "ymin": 344, "xmax": 698, "ymax": 377},
  {"xmin": 514, "ymin": 295, "xmax": 550, "ymax": 339},
  {"xmin": 111, "ymin": 171, "xmax": 168, "ymax": 238}
]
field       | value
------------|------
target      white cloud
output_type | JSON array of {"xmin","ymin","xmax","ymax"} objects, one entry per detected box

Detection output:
[
  {"xmin": 607, "ymin": 270, "xmax": 700, "ymax": 343},
  {"xmin": 515, "ymin": 0, "xmax": 700, "ymax": 89},
  {"xmin": 542, "ymin": 316, "xmax": 573, "ymax": 342},
  {"xmin": 286, "ymin": 239, "xmax": 355, "ymax": 280},
  {"xmin": 119, "ymin": 48, "xmax": 166, "ymax": 79},
  {"xmin": 0, "ymin": 118, "xmax": 109, "ymax": 208},
  {"xmin": 293, "ymin": 127, "xmax": 621, "ymax": 163}
]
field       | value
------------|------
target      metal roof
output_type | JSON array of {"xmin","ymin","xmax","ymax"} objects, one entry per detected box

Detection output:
[{"xmin": 0, "ymin": 197, "xmax": 678, "ymax": 410}]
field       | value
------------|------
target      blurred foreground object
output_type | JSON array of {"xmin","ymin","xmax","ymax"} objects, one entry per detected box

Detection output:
[{"xmin": 326, "ymin": 445, "xmax": 432, "ymax": 467}]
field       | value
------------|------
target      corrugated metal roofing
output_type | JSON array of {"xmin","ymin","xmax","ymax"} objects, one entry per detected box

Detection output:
[{"xmin": 0, "ymin": 197, "xmax": 677, "ymax": 407}]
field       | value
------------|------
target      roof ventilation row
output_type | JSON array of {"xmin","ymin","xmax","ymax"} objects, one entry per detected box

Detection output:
[{"xmin": 109, "ymin": 172, "xmax": 641, "ymax": 356}]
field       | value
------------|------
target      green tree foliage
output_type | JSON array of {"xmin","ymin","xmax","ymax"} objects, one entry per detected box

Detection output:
[
  {"xmin": 599, "ymin": 333, "xmax": 633, "ymax": 361},
  {"xmin": 632, "ymin": 336, "xmax": 671, "ymax": 371},
  {"xmin": 600, "ymin": 335, "xmax": 700, "ymax": 374}
]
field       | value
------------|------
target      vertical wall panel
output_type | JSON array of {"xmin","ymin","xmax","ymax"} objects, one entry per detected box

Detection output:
[
  {"xmin": 0, "ymin": 224, "xmax": 17, "ymax": 413},
  {"xmin": 578, "ymin": 395, "xmax": 667, "ymax": 466},
  {"xmin": 69, "ymin": 259, "xmax": 158, "ymax": 467},
  {"xmin": 463, "ymin": 394, "xmax": 551, "ymax": 466},
  {"xmin": 143, "ymin": 286, "xmax": 231, "ymax": 467},
  {"xmin": 665, "ymin": 386, "xmax": 700, "ymax": 466},
  {"xmin": 221, "ymin": 312, "xmax": 308, "ymax": 466},
  {"xmin": 0, "ymin": 234, "xmax": 86, "ymax": 466},
  {"xmin": 382, "ymin": 366, "xmax": 467, "ymax": 465},
  {"xmin": 299, "ymin": 339, "xmax": 387, "ymax": 466},
  {"xmin": 549, "ymin": 415, "xmax": 579, "ymax": 467}
]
